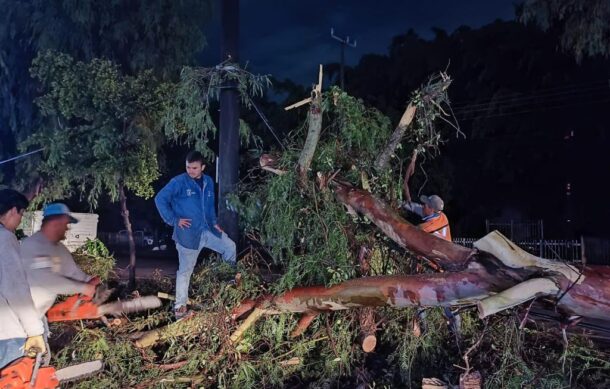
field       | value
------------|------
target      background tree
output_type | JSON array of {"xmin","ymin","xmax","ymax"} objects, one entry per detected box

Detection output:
[
  {"xmin": 0, "ymin": 0, "xmax": 211, "ymax": 187},
  {"xmin": 519, "ymin": 0, "xmax": 610, "ymax": 62},
  {"xmin": 24, "ymin": 51, "xmax": 171, "ymax": 288}
]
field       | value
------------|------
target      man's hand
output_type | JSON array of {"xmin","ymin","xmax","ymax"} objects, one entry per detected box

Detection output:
[
  {"xmin": 88, "ymin": 276, "xmax": 101, "ymax": 286},
  {"xmin": 24, "ymin": 335, "xmax": 46, "ymax": 356},
  {"xmin": 178, "ymin": 218, "xmax": 192, "ymax": 229},
  {"xmin": 83, "ymin": 283, "xmax": 97, "ymax": 297},
  {"xmin": 214, "ymin": 224, "xmax": 224, "ymax": 233}
]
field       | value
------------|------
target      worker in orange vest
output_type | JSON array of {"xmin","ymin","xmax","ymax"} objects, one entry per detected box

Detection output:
[{"xmin": 403, "ymin": 194, "xmax": 451, "ymax": 241}]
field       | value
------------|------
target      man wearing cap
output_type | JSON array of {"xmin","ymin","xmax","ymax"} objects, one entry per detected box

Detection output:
[
  {"xmin": 403, "ymin": 195, "xmax": 452, "ymax": 241},
  {"xmin": 20, "ymin": 203, "xmax": 97, "ymax": 317},
  {"xmin": 0, "ymin": 189, "xmax": 46, "ymax": 368}
]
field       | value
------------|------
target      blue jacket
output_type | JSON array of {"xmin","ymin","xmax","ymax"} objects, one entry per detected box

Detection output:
[{"xmin": 155, "ymin": 173, "xmax": 221, "ymax": 249}]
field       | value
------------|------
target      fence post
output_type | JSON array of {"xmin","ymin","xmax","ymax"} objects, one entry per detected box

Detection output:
[{"xmin": 580, "ymin": 235, "xmax": 586, "ymax": 266}]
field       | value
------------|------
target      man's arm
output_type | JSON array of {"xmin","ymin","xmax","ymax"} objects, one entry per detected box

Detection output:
[
  {"xmin": 155, "ymin": 178, "xmax": 179, "ymax": 226},
  {"xmin": 0, "ymin": 235, "xmax": 44, "ymax": 337},
  {"xmin": 403, "ymin": 201, "xmax": 424, "ymax": 217},
  {"xmin": 58, "ymin": 245, "xmax": 91, "ymax": 283}
]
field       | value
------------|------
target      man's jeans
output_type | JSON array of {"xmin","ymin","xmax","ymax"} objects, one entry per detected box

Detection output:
[
  {"xmin": 175, "ymin": 230, "xmax": 236, "ymax": 310},
  {"xmin": 0, "ymin": 337, "xmax": 25, "ymax": 369}
]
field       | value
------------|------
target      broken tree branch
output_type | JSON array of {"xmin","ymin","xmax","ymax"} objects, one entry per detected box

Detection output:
[{"xmin": 375, "ymin": 103, "xmax": 417, "ymax": 171}]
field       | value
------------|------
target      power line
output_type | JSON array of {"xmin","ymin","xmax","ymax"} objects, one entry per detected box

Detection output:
[
  {"xmin": 0, "ymin": 148, "xmax": 44, "ymax": 166},
  {"xmin": 453, "ymin": 84, "xmax": 610, "ymax": 114},
  {"xmin": 451, "ymin": 79, "xmax": 610, "ymax": 108},
  {"xmin": 246, "ymin": 95, "xmax": 286, "ymax": 150},
  {"xmin": 453, "ymin": 87, "xmax": 610, "ymax": 117},
  {"xmin": 454, "ymin": 95, "xmax": 610, "ymax": 121}
]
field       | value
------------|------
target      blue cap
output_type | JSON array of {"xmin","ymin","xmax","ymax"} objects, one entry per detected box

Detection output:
[{"xmin": 42, "ymin": 203, "xmax": 79, "ymax": 224}]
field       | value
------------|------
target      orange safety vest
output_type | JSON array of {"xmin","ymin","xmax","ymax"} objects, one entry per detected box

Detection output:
[{"xmin": 419, "ymin": 211, "xmax": 452, "ymax": 241}]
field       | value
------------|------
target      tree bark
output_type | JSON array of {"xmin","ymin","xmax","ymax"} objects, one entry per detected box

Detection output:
[
  {"xmin": 119, "ymin": 184, "xmax": 137, "ymax": 290},
  {"xmin": 332, "ymin": 180, "xmax": 474, "ymax": 271},
  {"xmin": 374, "ymin": 103, "xmax": 416, "ymax": 171},
  {"xmin": 297, "ymin": 91, "xmax": 323, "ymax": 188}
]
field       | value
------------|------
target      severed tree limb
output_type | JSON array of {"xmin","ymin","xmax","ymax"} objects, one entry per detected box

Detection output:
[
  {"xmin": 297, "ymin": 92, "xmax": 323, "ymax": 187},
  {"xmin": 134, "ymin": 311, "xmax": 221, "ymax": 348},
  {"xmin": 296, "ymin": 65, "xmax": 324, "ymax": 188},
  {"xmin": 375, "ymin": 103, "xmax": 417, "ymax": 171},
  {"xmin": 330, "ymin": 180, "xmax": 610, "ymax": 321},
  {"xmin": 232, "ymin": 270, "xmax": 510, "ymax": 319},
  {"xmin": 332, "ymin": 179, "xmax": 475, "ymax": 271},
  {"xmin": 231, "ymin": 180, "xmax": 610, "ymax": 340},
  {"xmin": 260, "ymin": 154, "xmax": 287, "ymax": 175},
  {"xmin": 290, "ymin": 312, "xmax": 319, "ymax": 338}
]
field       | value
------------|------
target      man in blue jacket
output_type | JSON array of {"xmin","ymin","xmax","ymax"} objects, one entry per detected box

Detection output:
[{"xmin": 155, "ymin": 151, "xmax": 236, "ymax": 319}]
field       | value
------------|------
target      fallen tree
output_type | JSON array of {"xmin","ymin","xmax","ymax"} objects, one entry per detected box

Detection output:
[{"xmin": 231, "ymin": 179, "xmax": 610, "ymax": 341}]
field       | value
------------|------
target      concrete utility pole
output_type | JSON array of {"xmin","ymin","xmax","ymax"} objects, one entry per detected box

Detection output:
[
  {"xmin": 219, "ymin": 0, "xmax": 240, "ymax": 244},
  {"xmin": 330, "ymin": 28, "xmax": 357, "ymax": 90}
]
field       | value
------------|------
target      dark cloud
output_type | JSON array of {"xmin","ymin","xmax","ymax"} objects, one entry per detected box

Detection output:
[{"xmin": 204, "ymin": 1, "xmax": 517, "ymax": 84}]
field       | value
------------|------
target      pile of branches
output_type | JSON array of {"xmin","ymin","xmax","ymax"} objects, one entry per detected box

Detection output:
[{"xmin": 50, "ymin": 77, "xmax": 610, "ymax": 388}]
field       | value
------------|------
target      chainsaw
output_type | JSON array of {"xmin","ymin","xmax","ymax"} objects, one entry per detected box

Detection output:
[
  {"xmin": 46, "ymin": 291, "xmax": 162, "ymax": 323},
  {"xmin": 0, "ymin": 352, "xmax": 103, "ymax": 389},
  {"xmin": 0, "ymin": 290, "xmax": 162, "ymax": 388}
]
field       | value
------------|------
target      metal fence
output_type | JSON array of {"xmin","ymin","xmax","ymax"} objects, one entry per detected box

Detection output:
[
  {"xmin": 98, "ymin": 231, "xmax": 153, "ymax": 248},
  {"xmin": 453, "ymin": 237, "xmax": 582, "ymax": 263},
  {"xmin": 485, "ymin": 220, "xmax": 544, "ymax": 241}
]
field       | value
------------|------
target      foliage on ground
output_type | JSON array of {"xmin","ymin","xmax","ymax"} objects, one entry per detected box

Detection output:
[{"xmin": 50, "ymin": 84, "xmax": 610, "ymax": 388}]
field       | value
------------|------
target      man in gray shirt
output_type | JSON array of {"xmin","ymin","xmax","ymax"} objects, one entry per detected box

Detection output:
[
  {"xmin": 0, "ymin": 189, "xmax": 45, "ymax": 368},
  {"xmin": 20, "ymin": 203, "xmax": 96, "ymax": 317}
]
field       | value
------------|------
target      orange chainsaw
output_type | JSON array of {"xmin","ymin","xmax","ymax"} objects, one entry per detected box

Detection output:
[
  {"xmin": 0, "ymin": 352, "xmax": 103, "ymax": 389},
  {"xmin": 46, "ymin": 293, "xmax": 162, "ymax": 323},
  {"xmin": 0, "ymin": 293, "xmax": 161, "ymax": 388}
]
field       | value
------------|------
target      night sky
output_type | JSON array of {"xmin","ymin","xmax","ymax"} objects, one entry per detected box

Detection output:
[{"xmin": 204, "ymin": 0, "xmax": 517, "ymax": 84}]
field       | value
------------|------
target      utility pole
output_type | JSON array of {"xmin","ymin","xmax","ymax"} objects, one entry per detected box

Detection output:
[
  {"xmin": 330, "ymin": 28, "xmax": 357, "ymax": 90},
  {"xmin": 219, "ymin": 0, "xmax": 239, "ymax": 244}
]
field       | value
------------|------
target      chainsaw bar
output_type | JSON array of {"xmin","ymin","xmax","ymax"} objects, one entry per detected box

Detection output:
[
  {"xmin": 98, "ymin": 295, "xmax": 162, "ymax": 316},
  {"xmin": 55, "ymin": 360, "xmax": 103, "ymax": 383}
]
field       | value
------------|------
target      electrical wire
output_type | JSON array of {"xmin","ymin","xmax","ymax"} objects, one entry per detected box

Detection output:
[{"xmin": 0, "ymin": 148, "xmax": 44, "ymax": 166}]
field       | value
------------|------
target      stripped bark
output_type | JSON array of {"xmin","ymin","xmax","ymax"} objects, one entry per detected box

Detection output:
[
  {"xmin": 297, "ymin": 90, "xmax": 323, "ymax": 187},
  {"xmin": 374, "ymin": 103, "xmax": 416, "ymax": 171}
]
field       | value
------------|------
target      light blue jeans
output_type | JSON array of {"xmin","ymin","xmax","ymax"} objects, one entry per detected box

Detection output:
[
  {"xmin": 0, "ymin": 337, "xmax": 25, "ymax": 369},
  {"xmin": 175, "ymin": 230, "xmax": 236, "ymax": 309}
]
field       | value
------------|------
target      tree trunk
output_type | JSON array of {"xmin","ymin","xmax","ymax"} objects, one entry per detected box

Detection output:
[
  {"xmin": 374, "ymin": 103, "xmax": 417, "ymax": 171},
  {"xmin": 119, "ymin": 184, "xmax": 137, "ymax": 290},
  {"xmin": 232, "ymin": 181, "xmax": 610, "ymax": 334},
  {"xmin": 297, "ymin": 91, "xmax": 323, "ymax": 188}
]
